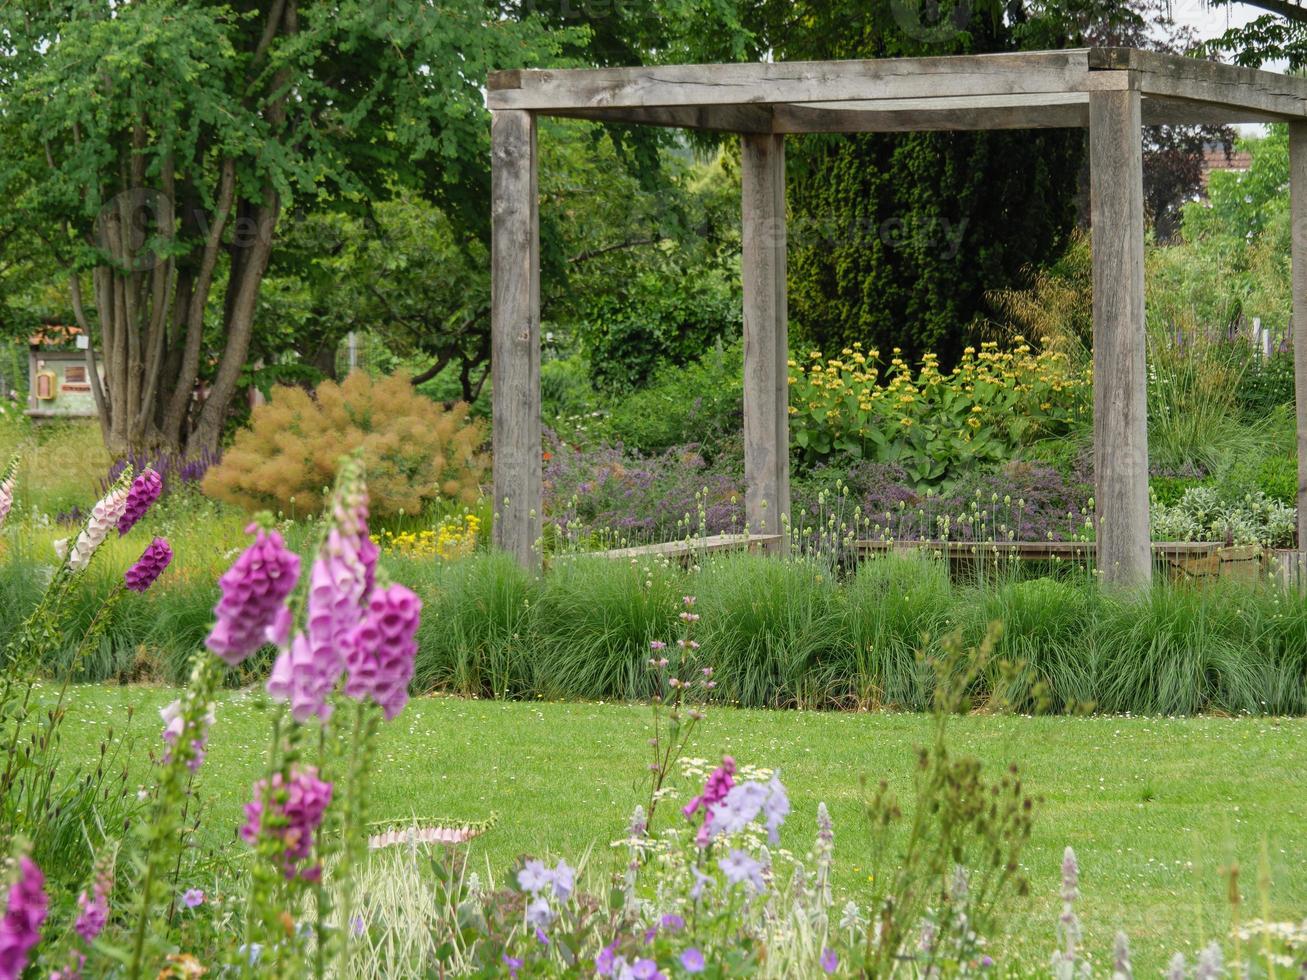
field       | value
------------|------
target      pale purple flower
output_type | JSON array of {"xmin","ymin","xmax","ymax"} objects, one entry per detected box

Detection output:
[
  {"xmin": 689, "ymin": 865, "xmax": 712, "ymax": 900},
  {"xmin": 628, "ymin": 959, "xmax": 663, "ymax": 980},
  {"xmin": 1165, "ymin": 954, "xmax": 1187, "ymax": 980},
  {"xmin": 342, "ymin": 583, "xmax": 422, "ymax": 720},
  {"xmin": 518, "ymin": 860, "xmax": 550, "ymax": 894},
  {"xmin": 596, "ymin": 943, "xmax": 619, "ymax": 975},
  {"xmin": 240, "ymin": 766, "xmax": 333, "ymax": 881},
  {"xmin": 649, "ymin": 641, "xmax": 666, "ymax": 651},
  {"xmin": 124, "ymin": 537, "xmax": 172, "ymax": 592},
  {"xmin": 0, "ymin": 856, "xmax": 47, "ymax": 980},
  {"xmin": 718, "ymin": 849, "xmax": 765, "ymax": 893},
  {"xmin": 659, "ymin": 913, "xmax": 684, "ymax": 932},
  {"xmin": 707, "ymin": 779, "xmax": 768, "ymax": 837},
  {"xmin": 1112, "ymin": 931, "xmax": 1132, "ymax": 979},
  {"xmin": 680, "ymin": 948, "xmax": 705, "ymax": 973},
  {"xmin": 182, "ymin": 889, "xmax": 204, "ymax": 909},
  {"xmin": 503, "ymin": 953, "xmax": 524, "ymax": 977},
  {"xmin": 761, "ymin": 775, "xmax": 790, "ymax": 843},
  {"xmin": 206, "ymin": 526, "xmax": 301, "ymax": 665},
  {"xmin": 1194, "ymin": 942, "xmax": 1223, "ymax": 980},
  {"xmin": 117, "ymin": 468, "xmax": 162, "ymax": 535},
  {"xmin": 525, "ymin": 897, "xmax": 553, "ymax": 929},
  {"xmin": 548, "ymin": 860, "xmax": 575, "ymax": 901},
  {"xmin": 820, "ymin": 947, "xmax": 839, "ymax": 973}
]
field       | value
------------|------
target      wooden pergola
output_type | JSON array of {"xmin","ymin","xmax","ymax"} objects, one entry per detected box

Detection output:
[{"xmin": 487, "ymin": 47, "xmax": 1307, "ymax": 586}]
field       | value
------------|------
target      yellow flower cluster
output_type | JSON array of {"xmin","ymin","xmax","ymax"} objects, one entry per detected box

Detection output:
[
  {"xmin": 380, "ymin": 513, "xmax": 481, "ymax": 561},
  {"xmin": 788, "ymin": 338, "xmax": 1090, "ymax": 480}
]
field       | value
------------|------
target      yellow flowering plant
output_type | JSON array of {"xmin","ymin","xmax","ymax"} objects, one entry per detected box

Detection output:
[
  {"xmin": 379, "ymin": 513, "xmax": 481, "ymax": 560},
  {"xmin": 788, "ymin": 340, "xmax": 1090, "ymax": 484}
]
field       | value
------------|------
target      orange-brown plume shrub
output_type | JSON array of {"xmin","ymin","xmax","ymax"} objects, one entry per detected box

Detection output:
[{"xmin": 203, "ymin": 372, "xmax": 487, "ymax": 518}]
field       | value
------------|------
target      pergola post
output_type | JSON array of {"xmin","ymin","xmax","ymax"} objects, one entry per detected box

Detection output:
[
  {"xmin": 490, "ymin": 109, "xmax": 542, "ymax": 570},
  {"xmin": 1089, "ymin": 87, "xmax": 1151, "ymax": 587},
  {"xmin": 741, "ymin": 133, "xmax": 790, "ymax": 546},
  {"xmin": 1290, "ymin": 123, "xmax": 1307, "ymax": 551}
]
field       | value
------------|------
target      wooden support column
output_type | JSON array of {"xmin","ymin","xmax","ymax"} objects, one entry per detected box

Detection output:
[
  {"xmin": 741, "ymin": 134, "xmax": 789, "ymax": 546},
  {"xmin": 491, "ymin": 110, "xmax": 542, "ymax": 570},
  {"xmin": 1089, "ymin": 87, "xmax": 1151, "ymax": 587},
  {"xmin": 1291, "ymin": 123, "xmax": 1307, "ymax": 552}
]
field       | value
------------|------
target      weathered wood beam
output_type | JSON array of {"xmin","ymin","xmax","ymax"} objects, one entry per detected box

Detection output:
[
  {"xmin": 491, "ymin": 109, "xmax": 542, "ymax": 570},
  {"xmin": 1089, "ymin": 88, "xmax": 1152, "ymax": 588},
  {"xmin": 773, "ymin": 93, "xmax": 1088, "ymax": 132},
  {"xmin": 741, "ymin": 133, "xmax": 789, "ymax": 547},
  {"xmin": 1090, "ymin": 47, "xmax": 1307, "ymax": 120},
  {"xmin": 1290, "ymin": 122, "xmax": 1307, "ymax": 551},
  {"xmin": 488, "ymin": 49, "xmax": 1095, "ymax": 112},
  {"xmin": 549, "ymin": 105, "xmax": 774, "ymax": 133}
]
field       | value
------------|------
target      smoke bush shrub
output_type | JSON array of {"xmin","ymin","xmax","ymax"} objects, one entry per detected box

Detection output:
[{"xmin": 203, "ymin": 372, "xmax": 487, "ymax": 518}]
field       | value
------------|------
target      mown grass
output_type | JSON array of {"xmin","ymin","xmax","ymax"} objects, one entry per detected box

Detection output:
[{"xmin": 44, "ymin": 683, "xmax": 1307, "ymax": 975}]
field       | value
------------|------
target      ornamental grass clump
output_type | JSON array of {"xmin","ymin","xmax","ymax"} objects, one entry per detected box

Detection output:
[{"xmin": 202, "ymin": 371, "xmax": 487, "ymax": 519}]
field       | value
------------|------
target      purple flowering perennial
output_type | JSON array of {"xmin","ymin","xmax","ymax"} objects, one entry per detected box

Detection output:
[
  {"xmin": 0, "ymin": 856, "xmax": 47, "ymax": 980},
  {"xmin": 343, "ymin": 583, "xmax": 422, "ymax": 720},
  {"xmin": 74, "ymin": 880, "xmax": 108, "ymax": 945},
  {"xmin": 117, "ymin": 468, "xmax": 163, "ymax": 535},
  {"xmin": 124, "ymin": 537, "xmax": 173, "ymax": 593},
  {"xmin": 206, "ymin": 526, "xmax": 301, "ymax": 666},
  {"xmin": 240, "ymin": 766, "xmax": 333, "ymax": 881}
]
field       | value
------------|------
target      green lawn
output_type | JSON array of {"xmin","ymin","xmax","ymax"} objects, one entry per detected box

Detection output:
[{"xmin": 48, "ymin": 682, "xmax": 1307, "ymax": 973}]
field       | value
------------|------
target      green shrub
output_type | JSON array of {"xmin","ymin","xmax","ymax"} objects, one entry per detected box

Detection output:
[
  {"xmin": 598, "ymin": 341, "xmax": 744, "ymax": 458},
  {"xmin": 1151, "ymin": 485, "xmax": 1296, "ymax": 547},
  {"xmin": 1255, "ymin": 454, "xmax": 1297, "ymax": 507}
]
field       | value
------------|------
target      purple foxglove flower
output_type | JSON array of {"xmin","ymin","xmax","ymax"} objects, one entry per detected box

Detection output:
[
  {"xmin": 73, "ymin": 880, "xmax": 107, "ymax": 944},
  {"xmin": 680, "ymin": 948, "xmax": 705, "ymax": 973},
  {"xmin": 684, "ymin": 756, "xmax": 735, "ymax": 846},
  {"xmin": 240, "ymin": 766, "xmax": 333, "ymax": 881},
  {"xmin": 718, "ymin": 849, "xmax": 765, "ymax": 893},
  {"xmin": 342, "ymin": 583, "xmax": 422, "ymax": 720},
  {"xmin": 117, "ymin": 468, "xmax": 163, "ymax": 535},
  {"xmin": 160, "ymin": 699, "xmax": 215, "ymax": 773},
  {"xmin": 124, "ymin": 537, "xmax": 172, "ymax": 592},
  {"xmin": 0, "ymin": 856, "xmax": 47, "ymax": 980},
  {"xmin": 206, "ymin": 526, "xmax": 301, "ymax": 665}
]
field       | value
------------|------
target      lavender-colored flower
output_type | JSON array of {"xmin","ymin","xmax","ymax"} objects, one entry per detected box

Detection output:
[
  {"xmin": 0, "ymin": 856, "xmax": 47, "ymax": 980},
  {"xmin": 240, "ymin": 766, "xmax": 333, "ymax": 880},
  {"xmin": 1165, "ymin": 953, "xmax": 1187, "ymax": 980},
  {"xmin": 680, "ymin": 948, "xmax": 705, "ymax": 974},
  {"xmin": 117, "ymin": 468, "xmax": 162, "ymax": 535},
  {"xmin": 820, "ymin": 947, "xmax": 839, "ymax": 974},
  {"xmin": 689, "ymin": 865, "xmax": 712, "ymax": 900},
  {"xmin": 707, "ymin": 775, "xmax": 789, "ymax": 843},
  {"xmin": 206, "ymin": 526, "xmax": 301, "ymax": 665},
  {"xmin": 761, "ymin": 775, "xmax": 790, "ymax": 843},
  {"xmin": 124, "ymin": 537, "xmax": 172, "ymax": 592},
  {"xmin": 659, "ymin": 913, "xmax": 684, "ymax": 932},
  {"xmin": 67, "ymin": 484, "xmax": 130, "ymax": 572},
  {"xmin": 518, "ymin": 860, "xmax": 550, "ymax": 894},
  {"xmin": 596, "ymin": 943, "xmax": 619, "ymax": 976},
  {"xmin": 718, "ymin": 849, "xmax": 765, "ymax": 894},
  {"xmin": 548, "ymin": 860, "xmax": 575, "ymax": 901},
  {"xmin": 182, "ymin": 889, "xmax": 205, "ymax": 909},
  {"xmin": 629, "ymin": 959, "xmax": 663, "ymax": 980},
  {"xmin": 502, "ymin": 953, "xmax": 523, "ymax": 977},
  {"xmin": 525, "ymin": 897, "xmax": 553, "ymax": 929},
  {"xmin": 342, "ymin": 583, "xmax": 422, "ymax": 720},
  {"xmin": 683, "ymin": 756, "xmax": 735, "ymax": 824}
]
